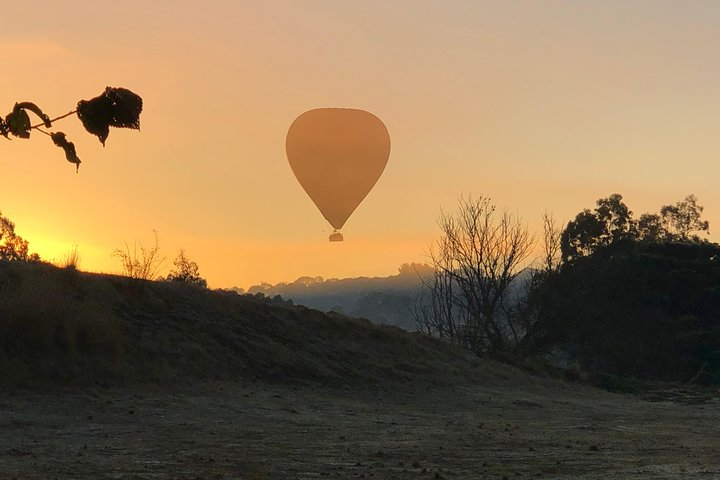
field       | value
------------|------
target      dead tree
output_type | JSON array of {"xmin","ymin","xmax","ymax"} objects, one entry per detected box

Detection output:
[{"xmin": 417, "ymin": 195, "xmax": 535, "ymax": 355}]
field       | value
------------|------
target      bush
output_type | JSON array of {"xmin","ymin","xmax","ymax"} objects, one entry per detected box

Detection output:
[
  {"xmin": 166, "ymin": 249, "xmax": 207, "ymax": 288},
  {"xmin": 112, "ymin": 230, "xmax": 165, "ymax": 282}
]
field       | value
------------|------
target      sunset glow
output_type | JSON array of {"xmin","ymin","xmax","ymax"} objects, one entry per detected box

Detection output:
[{"xmin": 3, "ymin": 1, "xmax": 720, "ymax": 288}]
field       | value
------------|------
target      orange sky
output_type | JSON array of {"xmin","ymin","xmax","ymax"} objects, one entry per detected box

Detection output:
[{"xmin": 3, "ymin": 1, "xmax": 720, "ymax": 288}]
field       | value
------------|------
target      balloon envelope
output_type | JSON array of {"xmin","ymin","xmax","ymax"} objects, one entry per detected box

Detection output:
[{"xmin": 286, "ymin": 108, "xmax": 391, "ymax": 232}]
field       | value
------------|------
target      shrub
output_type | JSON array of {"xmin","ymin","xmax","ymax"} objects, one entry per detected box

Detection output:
[
  {"xmin": 166, "ymin": 250, "xmax": 207, "ymax": 288},
  {"xmin": 112, "ymin": 230, "xmax": 165, "ymax": 282}
]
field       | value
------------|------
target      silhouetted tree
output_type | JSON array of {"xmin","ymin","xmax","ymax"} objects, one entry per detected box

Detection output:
[
  {"xmin": 521, "ymin": 212, "xmax": 564, "ymax": 352},
  {"xmin": 562, "ymin": 194, "xmax": 710, "ymax": 262},
  {"xmin": 561, "ymin": 194, "xmax": 633, "ymax": 263},
  {"xmin": 167, "ymin": 250, "xmax": 207, "ymax": 288},
  {"xmin": 2, "ymin": 86, "xmax": 142, "ymax": 172},
  {"xmin": 540, "ymin": 212, "xmax": 563, "ymax": 273},
  {"xmin": 636, "ymin": 213, "xmax": 664, "ymax": 242},
  {"xmin": 397, "ymin": 262, "xmax": 434, "ymax": 277},
  {"xmin": 529, "ymin": 193, "xmax": 720, "ymax": 383},
  {"xmin": 660, "ymin": 194, "xmax": 710, "ymax": 241},
  {"xmin": 560, "ymin": 209, "xmax": 604, "ymax": 263},
  {"xmin": 419, "ymin": 195, "xmax": 535, "ymax": 355},
  {"xmin": 0, "ymin": 211, "xmax": 39, "ymax": 262},
  {"xmin": 595, "ymin": 193, "xmax": 635, "ymax": 242}
]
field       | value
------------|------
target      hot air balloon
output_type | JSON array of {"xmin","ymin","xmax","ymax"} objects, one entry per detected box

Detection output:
[{"xmin": 286, "ymin": 108, "xmax": 391, "ymax": 241}]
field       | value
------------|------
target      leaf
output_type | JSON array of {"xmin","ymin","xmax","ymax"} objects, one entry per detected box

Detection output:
[
  {"xmin": 76, "ymin": 86, "xmax": 142, "ymax": 145},
  {"xmin": 76, "ymin": 95, "xmax": 111, "ymax": 145},
  {"xmin": 15, "ymin": 102, "xmax": 52, "ymax": 127},
  {"xmin": 5, "ymin": 106, "xmax": 31, "ymax": 138},
  {"xmin": 51, "ymin": 132, "xmax": 81, "ymax": 173},
  {"xmin": 104, "ymin": 87, "xmax": 142, "ymax": 129}
]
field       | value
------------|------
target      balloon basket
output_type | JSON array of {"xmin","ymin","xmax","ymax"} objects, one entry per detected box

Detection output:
[{"xmin": 329, "ymin": 232, "xmax": 344, "ymax": 242}]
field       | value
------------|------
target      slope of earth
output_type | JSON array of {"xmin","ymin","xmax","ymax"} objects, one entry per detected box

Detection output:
[{"xmin": 0, "ymin": 261, "xmax": 475, "ymax": 388}]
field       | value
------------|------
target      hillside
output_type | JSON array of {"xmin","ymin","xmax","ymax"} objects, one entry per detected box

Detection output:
[
  {"xmin": 0, "ymin": 261, "xmax": 482, "ymax": 388},
  {"xmin": 5, "ymin": 261, "xmax": 720, "ymax": 479}
]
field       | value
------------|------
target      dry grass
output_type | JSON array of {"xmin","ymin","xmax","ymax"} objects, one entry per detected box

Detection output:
[
  {"xmin": 0, "ymin": 260, "xmax": 482, "ymax": 388},
  {"xmin": 60, "ymin": 244, "xmax": 81, "ymax": 270},
  {"xmin": 111, "ymin": 230, "xmax": 165, "ymax": 282},
  {"xmin": 0, "ymin": 262, "xmax": 124, "ymax": 385}
]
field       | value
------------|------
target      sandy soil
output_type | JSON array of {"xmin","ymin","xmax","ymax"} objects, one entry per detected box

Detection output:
[{"xmin": 2, "ymin": 378, "xmax": 719, "ymax": 479}]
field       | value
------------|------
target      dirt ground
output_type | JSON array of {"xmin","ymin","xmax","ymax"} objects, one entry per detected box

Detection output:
[{"xmin": 2, "ymin": 376, "xmax": 720, "ymax": 480}]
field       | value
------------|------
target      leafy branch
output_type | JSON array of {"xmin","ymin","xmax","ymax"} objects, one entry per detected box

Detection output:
[{"xmin": 1, "ymin": 86, "xmax": 143, "ymax": 172}]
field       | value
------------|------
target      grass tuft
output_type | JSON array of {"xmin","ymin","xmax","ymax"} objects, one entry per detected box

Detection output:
[{"xmin": 60, "ymin": 244, "xmax": 81, "ymax": 270}]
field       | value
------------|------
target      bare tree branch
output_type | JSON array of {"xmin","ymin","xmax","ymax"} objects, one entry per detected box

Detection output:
[{"xmin": 418, "ymin": 195, "xmax": 535, "ymax": 355}]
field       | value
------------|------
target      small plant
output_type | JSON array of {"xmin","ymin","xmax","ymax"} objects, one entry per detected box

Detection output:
[
  {"xmin": 166, "ymin": 249, "xmax": 207, "ymax": 288},
  {"xmin": 61, "ymin": 244, "xmax": 81, "ymax": 270},
  {"xmin": 112, "ymin": 230, "xmax": 165, "ymax": 282}
]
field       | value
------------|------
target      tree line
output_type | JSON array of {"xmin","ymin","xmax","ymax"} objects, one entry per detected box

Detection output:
[{"xmin": 416, "ymin": 193, "xmax": 720, "ymax": 384}]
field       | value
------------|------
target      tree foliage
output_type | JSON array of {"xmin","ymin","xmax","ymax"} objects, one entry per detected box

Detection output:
[
  {"xmin": 530, "ymin": 193, "xmax": 720, "ymax": 384},
  {"xmin": 561, "ymin": 193, "xmax": 710, "ymax": 263},
  {"xmin": 166, "ymin": 250, "xmax": 207, "ymax": 288},
  {"xmin": 636, "ymin": 213, "xmax": 664, "ymax": 242},
  {"xmin": 659, "ymin": 194, "xmax": 710, "ymax": 241},
  {"xmin": 397, "ymin": 262, "xmax": 434, "ymax": 277},
  {"xmin": 2, "ymin": 86, "xmax": 143, "ymax": 172},
  {"xmin": 0, "ymin": 211, "xmax": 39, "ymax": 262},
  {"xmin": 561, "ymin": 194, "xmax": 634, "ymax": 263}
]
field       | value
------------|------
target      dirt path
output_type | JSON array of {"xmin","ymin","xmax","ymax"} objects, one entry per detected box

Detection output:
[{"xmin": 2, "ymin": 379, "xmax": 719, "ymax": 479}]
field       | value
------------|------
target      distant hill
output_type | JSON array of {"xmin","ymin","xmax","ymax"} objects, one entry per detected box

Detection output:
[
  {"xmin": 240, "ymin": 264, "xmax": 534, "ymax": 332},
  {"xmin": 0, "ymin": 261, "xmax": 479, "ymax": 387},
  {"xmin": 239, "ymin": 264, "xmax": 435, "ymax": 331}
]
